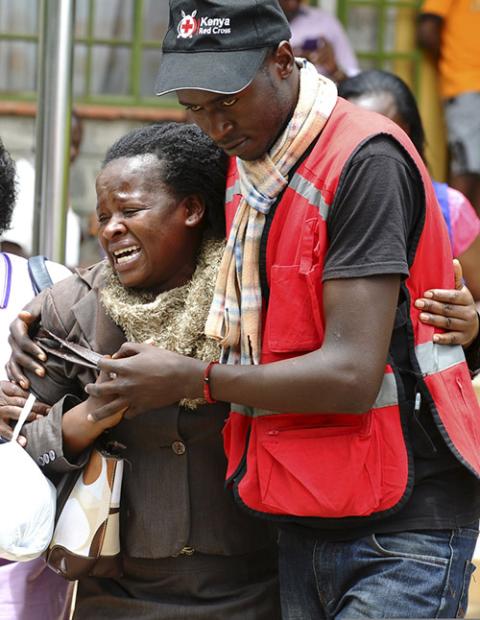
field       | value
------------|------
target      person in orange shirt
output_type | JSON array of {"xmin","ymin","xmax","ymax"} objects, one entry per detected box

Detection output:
[{"xmin": 417, "ymin": 0, "xmax": 480, "ymax": 216}]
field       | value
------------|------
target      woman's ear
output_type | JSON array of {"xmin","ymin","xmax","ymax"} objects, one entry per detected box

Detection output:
[{"xmin": 182, "ymin": 194, "xmax": 206, "ymax": 228}]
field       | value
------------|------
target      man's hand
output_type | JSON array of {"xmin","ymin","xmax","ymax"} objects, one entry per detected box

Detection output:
[
  {"xmin": 415, "ymin": 260, "xmax": 479, "ymax": 347},
  {"xmin": 62, "ymin": 367, "xmax": 127, "ymax": 458},
  {"xmin": 84, "ymin": 343, "xmax": 204, "ymax": 422},
  {"xmin": 0, "ymin": 380, "xmax": 49, "ymax": 445},
  {"xmin": 6, "ymin": 309, "xmax": 46, "ymax": 389},
  {"xmin": 85, "ymin": 367, "xmax": 128, "ymax": 431}
]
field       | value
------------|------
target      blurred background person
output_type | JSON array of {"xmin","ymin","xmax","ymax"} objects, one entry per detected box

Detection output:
[
  {"xmin": 0, "ymin": 110, "xmax": 83, "ymax": 268},
  {"xmin": 279, "ymin": 0, "xmax": 359, "ymax": 82},
  {"xmin": 338, "ymin": 69, "xmax": 480, "ymax": 303},
  {"xmin": 417, "ymin": 0, "xmax": 480, "ymax": 216},
  {"xmin": 0, "ymin": 138, "xmax": 74, "ymax": 620}
]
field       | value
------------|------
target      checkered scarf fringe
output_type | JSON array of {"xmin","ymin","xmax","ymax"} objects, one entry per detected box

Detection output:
[{"xmin": 205, "ymin": 61, "xmax": 337, "ymax": 365}]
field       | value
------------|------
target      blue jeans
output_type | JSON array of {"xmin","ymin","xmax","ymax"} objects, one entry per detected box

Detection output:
[{"xmin": 278, "ymin": 524, "xmax": 478, "ymax": 619}]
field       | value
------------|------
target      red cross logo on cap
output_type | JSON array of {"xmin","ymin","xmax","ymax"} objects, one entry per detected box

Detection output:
[{"xmin": 177, "ymin": 9, "xmax": 198, "ymax": 39}]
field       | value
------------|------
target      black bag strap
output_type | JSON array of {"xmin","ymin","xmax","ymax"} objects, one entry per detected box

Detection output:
[{"xmin": 28, "ymin": 255, "xmax": 54, "ymax": 294}]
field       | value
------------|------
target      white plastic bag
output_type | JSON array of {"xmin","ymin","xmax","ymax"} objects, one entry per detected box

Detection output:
[{"xmin": 0, "ymin": 394, "xmax": 56, "ymax": 561}]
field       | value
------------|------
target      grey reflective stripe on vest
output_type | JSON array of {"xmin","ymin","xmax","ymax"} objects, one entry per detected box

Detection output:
[
  {"xmin": 227, "ymin": 174, "xmax": 328, "ymax": 218},
  {"xmin": 373, "ymin": 372, "xmax": 398, "ymax": 408},
  {"xmin": 231, "ymin": 404, "xmax": 278, "ymax": 418},
  {"xmin": 231, "ymin": 369, "xmax": 399, "ymax": 418},
  {"xmin": 415, "ymin": 341, "xmax": 465, "ymax": 375},
  {"xmin": 225, "ymin": 179, "xmax": 241, "ymax": 204},
  {"xmin": 290, "ymin": 172, "xmax": 329, "ymax": 221}
]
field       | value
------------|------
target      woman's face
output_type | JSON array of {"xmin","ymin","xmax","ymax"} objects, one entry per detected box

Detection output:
[{"xmin": 96, "ymin": 155, "xmax": 201, "ymax": 293}]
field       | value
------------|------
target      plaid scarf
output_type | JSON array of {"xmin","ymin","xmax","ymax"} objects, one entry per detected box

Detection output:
[{"xmin": 205, "ymin": 61, "xmax": 337, "ymax": 365}]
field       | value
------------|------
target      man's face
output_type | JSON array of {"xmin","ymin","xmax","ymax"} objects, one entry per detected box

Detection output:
[{"xmin": 177, "ymin": 56, "xmax": 294, "ymax": 161}]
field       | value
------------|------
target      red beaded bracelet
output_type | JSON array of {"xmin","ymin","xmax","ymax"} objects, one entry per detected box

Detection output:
[{"xmin": 203, "ymin": 361, "xmax": 219, "ymax": 404}]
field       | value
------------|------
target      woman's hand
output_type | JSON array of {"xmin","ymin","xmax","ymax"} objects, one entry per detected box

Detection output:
[
  {"xmin": 7, "ymin": 308, "xmax": 46, "ymax": 389},
  {"xmin": 0, "ymin": 380, "xmax": 50, "ymax": 445},
  {"xmin": 415, "ymin": 259, "xmax": 479, "ymax": 347}
]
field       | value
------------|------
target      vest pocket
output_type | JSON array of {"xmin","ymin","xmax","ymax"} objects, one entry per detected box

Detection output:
[
  {"xmin": 266, "ymin": 262, "xmax": 324, "ymax": 353},
  {"xmin": 256, "ymin": 413, "xmax": 383, "ymax": 517},
  {"xmin": 423, "ymin": 363, "xmax": 480, "ymax": 477}
]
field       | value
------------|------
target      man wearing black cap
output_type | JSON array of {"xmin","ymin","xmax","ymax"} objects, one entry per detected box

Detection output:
[{"xmin": 88, "ymin": 1, "xmax": 480, "ymax": 617}]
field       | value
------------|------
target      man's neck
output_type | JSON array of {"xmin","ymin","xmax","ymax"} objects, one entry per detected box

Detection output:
[{"xmin": 266, "ymin": 69, "xmax": 301, "ymax": 156}]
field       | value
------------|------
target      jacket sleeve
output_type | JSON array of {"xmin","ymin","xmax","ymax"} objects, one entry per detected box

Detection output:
[
  {"xmin": 23, "ymin": 395, "xmax": 90, "ymax": 478},
  {"xmin": 24, "ymin": 280, "xmax": 97, "ymax": 405},
  {"xmin": 22, "ymin": 276, "xmax": 98, "ymax": 475}
]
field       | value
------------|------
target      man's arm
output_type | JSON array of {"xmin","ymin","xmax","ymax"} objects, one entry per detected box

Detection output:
[
  {"xmin": 85, "ymin": 273, "xmax": 400, "ymax": 419},
  {"xmin": 194, "ymin": 273, "xmax": 400, "ymax": 413}
]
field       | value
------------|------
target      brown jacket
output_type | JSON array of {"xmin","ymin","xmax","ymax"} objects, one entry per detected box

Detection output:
[{"xmin": 23, "ymin": 261, "xmax": 276, "ymax": 559}]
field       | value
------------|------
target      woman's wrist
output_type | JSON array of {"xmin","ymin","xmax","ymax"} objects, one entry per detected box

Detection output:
[{"xmin": 62, "ymin": 400, "xmax": 104, "ymax": 457}]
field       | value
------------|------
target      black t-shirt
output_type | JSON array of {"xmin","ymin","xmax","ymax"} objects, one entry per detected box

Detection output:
[
  {"xmin": 280, "ymin": 134, "xmax": 480, "ymax": 539},
  {"xmin": 465, "ymin": 325, "xmax": 480, "ymax": 375}
]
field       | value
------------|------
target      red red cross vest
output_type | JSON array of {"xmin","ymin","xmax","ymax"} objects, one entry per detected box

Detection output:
[{"xmin": 221, "ymin": 98, "xmax": 480, "ymax": 523}]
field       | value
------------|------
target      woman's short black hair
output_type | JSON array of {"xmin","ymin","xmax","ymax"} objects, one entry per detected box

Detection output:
[
  {"xmin": 103, "ymin": 122, "xmax": 228, "ymax": 239},
  {"xmin": 0, "ymin": 139, "xmax": 17, "ymax": 235},
  {"xmin": 338, "ymin": 70, "xmax": 426, "ymax": 159}
]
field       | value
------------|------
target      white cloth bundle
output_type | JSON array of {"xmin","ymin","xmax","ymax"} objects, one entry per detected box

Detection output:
[{"xmin": 0, "ymin": 394, "xmax": 56, "ymax": 561}]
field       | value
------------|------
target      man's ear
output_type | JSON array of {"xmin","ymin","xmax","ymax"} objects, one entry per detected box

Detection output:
[
  {"xmin": 182, "ymin": 194, "xmax": 206, "ymax": 228},
  {"xmin": 274, "ymin": 40, "xmax": 296, "ymax": 79}
]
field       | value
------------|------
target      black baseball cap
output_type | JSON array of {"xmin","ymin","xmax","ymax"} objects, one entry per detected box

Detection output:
[{"xmin": 155, "ymin": 0, "xmax": 291, "ymax": 96}]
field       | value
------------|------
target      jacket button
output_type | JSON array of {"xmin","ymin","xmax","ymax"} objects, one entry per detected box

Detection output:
[
  {"xmin": 171, "ymin": 545, "xmax": 195, "ymax": 558},
  {"xmin": 171, "ymin": 440, "xmax": 186, "ymax": 455}
]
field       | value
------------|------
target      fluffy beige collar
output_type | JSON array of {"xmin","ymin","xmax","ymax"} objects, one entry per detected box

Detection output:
[{"xmin": 100, "ymin": 237, "xmax": 224, "ymax": 409}]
